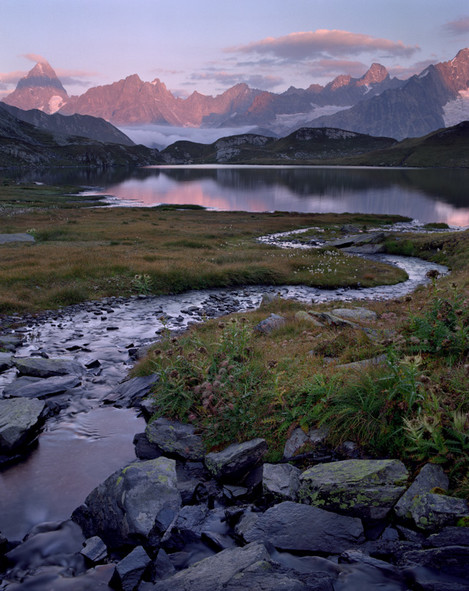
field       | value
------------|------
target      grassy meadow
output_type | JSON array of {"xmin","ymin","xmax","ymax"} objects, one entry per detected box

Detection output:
[{"xmin": 0, "ymin": 182, "xmax": 407, "ymax": 313}]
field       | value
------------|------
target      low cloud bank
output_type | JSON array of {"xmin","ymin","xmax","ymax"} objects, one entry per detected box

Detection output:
[{"xmin": 118, "ymin": 124, "xmax": 261, "ymax": 149}]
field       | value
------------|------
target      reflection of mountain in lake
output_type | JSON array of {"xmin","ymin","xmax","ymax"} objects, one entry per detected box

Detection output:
[{"xmin": 8, "ymin": 166, "xmax": 469, "ymax": 226}]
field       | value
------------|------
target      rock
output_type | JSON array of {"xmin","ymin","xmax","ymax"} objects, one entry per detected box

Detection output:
[
  {"xmin": 283, "ymin": 427, "xmax": 329, "ymax": 459},
  {"xmin": 426, "ymin": 526, "xmax": 469, "ymax": 547},
  {"xmin": 111, "ymin": 545, "xmax": 151, "ymax": 591},
  {"xmin": 262, "ymin": 463, "xmax": 301, "ymax": 501},
  {"xmin": 13, "ymin": 356, "xmax": 83, "ymax": 378},
  {"xmin": 307, "ymin": 311, "xmax": 357, "ymax": 328},
  {"xmin": 205, "ymin": 438, "xmax": 268, "ymax": 483},
  {"xmin": 3, "ymin": 374, "xmax": 81, "ymax": 398},
  {"xmin": 0, "ymin": 352, "xmax": 13, "ymax": 372},
  {"xmin": 72, "ymin": 457, "xmax": 181, "ymax": 551},
  {"xmin": 399, "ymin": 546, "xmax": 469, "ymax": 580},
  {"xmin": 80, "ymin": 536, "xmax": 108, "ymax": 564},
  {"xmin": 331, "ymin": 307, "xmax": 377, "ymax": 322},
  {"xmin": 335, "ymin": 354, "xmax": 387, "ymax": 371},
  {"xmin": 0, "ymin": 232, "xmax": 35, "ymax": 244},
  {"xmin": 394, "ymin": 463, "xmax": 449, "ymax": 521},
  {"xmin": 294, "ymin": 311, "xmax": 324, "ymax": 327},
  {"xmin": 145, "ymin": 542, "xmax": 271, "ymax": 591},
  {"xmin": 152, "ymin": 548, "xmax": 176, "ymax": 581},
  {"xmin": 0, "ymin": 334, "xmax": 24, "ymax": 352},
  {"xmin": 410, "ymin": 492, "xmax": 469, "ymax": 532},
  {"xmin": 253, "ymin": 314, "xmax": 286, "ymax": 334},
  {"xmin": 223, "ymin": 561, "xmax": 307, "ymax": 591},
  {"xmin": 236, "ymin": 501, "xmax": 364, "ymax": 553},
  {"xmin": 328, "ymin": 232, "xmax": 385, "ymax": 249},
  {"xmin": 162, "ymin": 505, "xmax": 229, "ymax": 552},
  {"xmin": 138, "ymin": 417, "xmax": 205, "ymax": 461},
  {"xmin": 104, "ymin": 374, "xmax": 159, "ymax": 407},
  {"xmin": 0, "ymin": 397, "xmax": 47, "ymax": 454},
  {"xmin": 299, "ymin": 459, "xmax": 408, "ymax": 520}
]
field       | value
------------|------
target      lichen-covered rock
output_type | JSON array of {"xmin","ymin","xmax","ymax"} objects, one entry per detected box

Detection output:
[
  {"xmin": 13, "ymin": 356, "xmax": 83, "ymax": 378},
  {"xmin": 294, "ymin": 311, "xmax": 324, "ymax": 327},
  {"xmin": 142, "ymin": 417, "xmax": 205, "ymax": 461},
  {"xmin": 394, "ymin": 463, "xmax": 449, "ymax": 520},
  {"xmin": 205, "ymin": 438, "xmax": 268, "ymax": 483},
  {"xmin": 236, "ymin": 501, "xmax": 364, "ymax": 553},
  {"xmin": 283, "ymin": 426, "xmax": 329, "ymax": 459},
  {"xmin": 262, "ymin": 463, "xmax": 301, "ymax": 501},
  {"xmin": 299, "ymin": 459, "xmax": 408, "ymax": 520},
  {"xmin": 0, "ymin": 397, "xmax": 47, "ymax": 454},
  {"xmin": 72, "ymin": 457, "xmax": 181, "ymax": 551},
  {"xmin": 410, "ymin": 492, "xmax": 469, "ymax": 532}
]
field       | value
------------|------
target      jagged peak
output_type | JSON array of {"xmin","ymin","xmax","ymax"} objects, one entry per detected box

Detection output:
[
  {"xmin": 328, "ymin": 74, "xmax": 352, "ymax": 91},
  {"xmin": 358, "ymin": 63, "xmax": 389, "ymax": 86},
  {"xmin": 27, "ymin": 60, "xmax": 59, "ymax": 80}
]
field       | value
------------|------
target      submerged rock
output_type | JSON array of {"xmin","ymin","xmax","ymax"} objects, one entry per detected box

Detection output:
[
  {"xmin": 3, "ymin": 374, "xmax": 81, "ymax": 398},
  {"xmin": 299, "ymin": 459, "xmax": 408, "ymax": 520},
  {"xmin": 0, "ymin": 351, "xmax": 13, "ymax": 372}
]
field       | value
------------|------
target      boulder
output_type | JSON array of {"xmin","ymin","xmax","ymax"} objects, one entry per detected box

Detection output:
[
  {"xmin": 307, "ymin": 311, "xmax": 357, "ymax": 328},
  {"xmin": 111, "ymin": 545, "xmax": 151, "ymax": 591},
  {"xmin": 0, "ymin": 334, "xmax": 24, "ymax": 352},
  {"xmin": 299, "ymin": 459, "xmax": 408, "ymax": 520},
  {"xmin": 394, "ymin": 463, "xmax": 449, "ymax": 521},
  {"xmin": 3, "ymin": 374, "xmax": 81, "ymax": 398},
  {"xmin": 0, "ymin": 397, "xmax": 47, "ymax": 454},
  {"xmin": 262, "ymin": 463, "xmax": 301, "ymax": 501},
  {"xmin": 410, "ymin": 492, "xmax": 469, "ymax": 532},
  {"xmin": 335, "ymin": 354, "xmax": 387, "ymax": 371},
  {"xmin": 399, "ymin": 546, "xmax": 469, "ymax": 580},
  {"xmin": 253, "ymin": 314, "xmax": 286, "ymax": 334},
  {"xmin": 0, "ymin": 352, "xmax": 13, "ymax": 372},
  {"xmin": 137, "ymin": 417, "xmax": 205, "ymax": 461},
  {"xmin": 13, "ymin": 356, "xmax": 83, "ymax": 378},
  {"xmin": 146, "ymin": 542, "xmax": 271, "ymax": 591},
  {"xmin": 426, "ymin": 526, "xmax": 469, "ymax": 548},
  {"xmin": 205, "ymin": 438, "xmax": 268, "ymax": 483},
  {"xmin": 72, "ymin": 457, "xmax": 181, "ymax": 551},
  {"xmin": 331, "ymin": 307, "xmax": 377, "ymax": 322},
  {"xmin": 236, "ymin": 501, "xmax": 364, "ymax": 554}
]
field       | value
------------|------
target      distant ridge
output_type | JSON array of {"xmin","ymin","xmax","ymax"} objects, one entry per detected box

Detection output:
[{"xmin": 2, "ymin": 49, "xmax": 469, "ymax": 142}]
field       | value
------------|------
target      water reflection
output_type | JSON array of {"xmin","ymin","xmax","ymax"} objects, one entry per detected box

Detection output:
[{"xmin": 8, "ymin": 165, "xmax": 469, "ymax": 226}]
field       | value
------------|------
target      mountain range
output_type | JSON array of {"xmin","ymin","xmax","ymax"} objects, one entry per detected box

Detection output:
[{"xmin": 2, "ymin": 49, "xmax": 469, "ymax": 140}]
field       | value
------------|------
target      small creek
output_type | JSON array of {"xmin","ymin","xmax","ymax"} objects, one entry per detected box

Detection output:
[{"xmin": 0, "ymin": 245, "xmax": 447, "ymax": 541}]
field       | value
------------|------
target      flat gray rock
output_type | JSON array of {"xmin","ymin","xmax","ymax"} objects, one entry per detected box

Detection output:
[
  {"xmin": 253, "ymin": 313, "xmax": 286, "ymax": 334},
  {"xmin": 0, "ymin": 352, "xmax": 13, "ymax": 372},
  {"xmin": 0, "ymin": 397, "xmax": 46, "ymax": 453},
  {"xmin": 0, "ymin": 233, "xmax": 35, "ymax": 244},
  {"xmin": 332, "ymin": 307, "xmax": 378, "ymax": 322},
  {"xmin": 13, "ymin": 356, "xmax": 84, "ymax": 378},
  {"xmin": 3, "ymin": 374, "xmax": 81, "ymax": 398},
  {"xmin": 262, "ymin": 463, "xmax": 301, "ymax": 501},
  {"xmin": 299, "ymin": 459, "xmax": 408, "ymax": 520},
  {"xmin": 236, "ymin": 501, "xmax": 364, "ymax": 554}
]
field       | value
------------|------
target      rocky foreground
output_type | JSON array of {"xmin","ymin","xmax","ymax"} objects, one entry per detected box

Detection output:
[{"xmin": 1, "ymin": 348, "xmax": 469, "ymax": 589}]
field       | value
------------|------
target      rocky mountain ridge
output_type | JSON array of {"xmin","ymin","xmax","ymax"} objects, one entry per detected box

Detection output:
[{"xmin": 3, "ymin": 49, "xmax": 468, "ymax": 140}]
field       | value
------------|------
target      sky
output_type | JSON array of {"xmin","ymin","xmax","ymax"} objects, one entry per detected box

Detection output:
[{"xmin": 1, "ymin": 0, "xmax": 468, "ymax": 100}]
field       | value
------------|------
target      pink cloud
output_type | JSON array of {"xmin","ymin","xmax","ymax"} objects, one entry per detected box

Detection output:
[
  {"xmin": 21, "ymin": 53, "xmax": 49, "ymax": 64},
  {"xmin": 227, "ymin": 30, "xmax": 419, "ymax": 60},
  {"xmin": 0, "ymin": 70, "xmax": 27, "ymax": 85},
  {"xmin": 444, "ymin": 16, "xmax": 469, "ymax": 34}
]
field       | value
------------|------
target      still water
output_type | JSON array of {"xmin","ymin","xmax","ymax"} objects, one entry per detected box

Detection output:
[{"xmin": 9, "ymin": 165, "xmax": 469, "ymax": 226}]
